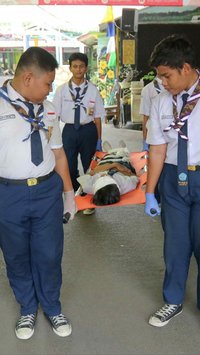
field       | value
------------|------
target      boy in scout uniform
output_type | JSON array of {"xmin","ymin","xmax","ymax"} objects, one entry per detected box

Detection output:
[
  {"xmin": 53, "ymin": 52, "xmax": 105, "ymax": 215},
  {"xmin": 0, "ymin": 47, "xmax": 76, "ymax": 340},
  {"xmin": 145, "ymin": 35, "xmax": 200, "ymax": 327}
]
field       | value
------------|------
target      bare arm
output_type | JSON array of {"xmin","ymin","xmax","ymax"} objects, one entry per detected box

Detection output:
[
  {"xmin": 52, "ymin": 147, "xmax": 73, "ymax": 192},
  {"xmin": 142, "ymin": 115, "xmax": 149, "ymax": 140},
  {"xmin": 94, "ymin": 117, "xmax": 102, "ymax": 139},
  {"xmin": 146, "ymin": 144, "xmax": 167, "ymax": 193},
  {"xmin": 91, "ymin": 162, "xmax": 134, "ymax": 176}
]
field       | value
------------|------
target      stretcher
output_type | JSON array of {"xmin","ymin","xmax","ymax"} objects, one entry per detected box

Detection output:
[{"xmin": 75, "ymin": 151, "xmax": 148, "ymax": 211}]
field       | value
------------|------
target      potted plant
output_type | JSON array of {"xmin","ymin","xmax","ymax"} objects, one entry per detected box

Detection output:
[{"xmin": 141, "ymin": 70, "xmax": 156, "ymax": 86}]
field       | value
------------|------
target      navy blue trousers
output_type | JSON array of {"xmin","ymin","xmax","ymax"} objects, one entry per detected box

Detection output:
[
  {"xmin": 62, "ymin": 122, "xmax": 98, "ymax": 191},
  {"xmin": 0, "ymin": 173, "xmax": 64, "ymax": 316},
  {"xmin": 160, "ymin": 164, "xmax": 200, "ymax": 307}
]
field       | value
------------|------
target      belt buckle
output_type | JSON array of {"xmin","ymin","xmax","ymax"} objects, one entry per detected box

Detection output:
[
  {"xmin": 188, "ymin": 165, "xmax": 196, "ymax": 171},
  {"xmin": 27, "ymin": 178, "xmax": 38, "ymax": 186}
]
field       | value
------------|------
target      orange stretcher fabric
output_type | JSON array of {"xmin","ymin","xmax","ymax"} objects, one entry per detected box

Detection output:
[{"xmin": 75, "ymin": 151, "xmax": 148, "ymax": 210}]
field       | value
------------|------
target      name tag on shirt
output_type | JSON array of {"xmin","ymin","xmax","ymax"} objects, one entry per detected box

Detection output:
[
  {"xmin": 161, "ymin": 115, "xmax": 174, "ymax": 120},
  {"xmin": 0, "ymin": 114, "xmax": 15, "ymax": 121},
  {"xmin": 63, "ymin": 98, "xmax": 73, "ymax": 103}
]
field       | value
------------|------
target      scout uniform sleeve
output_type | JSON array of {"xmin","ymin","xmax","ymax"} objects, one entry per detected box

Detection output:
[
  {"xmin": 146, "ymin": 94, "xmax": 168, "ymax": 145},
  {"xmin": 93, "ymin": 86, "xmax": 106, "ymax": 118}
]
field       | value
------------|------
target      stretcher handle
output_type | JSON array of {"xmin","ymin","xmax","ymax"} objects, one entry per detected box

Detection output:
[
  {"xmin": 63, "ymin": 212, "xmax": 71, "ymax": 224},
  {"xmin": 150, "ymin": 208, "xmax": 157, "ymax": 215}
]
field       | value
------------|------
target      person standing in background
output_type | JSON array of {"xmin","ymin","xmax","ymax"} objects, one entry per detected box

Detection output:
[
  {"xmin": 53, "ymin": 52, "xmax": 105, "ymax": 215},
  {"xmin": 140, "ymin": 75, "xmax": 166, "ymax": 151},
  {"xmin": 0, "ymin": 47, "xmax": 76, "ymax": 340}
]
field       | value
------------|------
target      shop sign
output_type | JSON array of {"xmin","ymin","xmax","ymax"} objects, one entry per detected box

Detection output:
[
  {"xmin": 6, "ymin": 0, "xmax": 200, "ymax": 5},
  {"xmin": 3, "ymin": 0, "xmax": 200, "ymax": 4},
  {"xmin": 38, "ymin": 0, "xmax": 182, "ymax": 4}
]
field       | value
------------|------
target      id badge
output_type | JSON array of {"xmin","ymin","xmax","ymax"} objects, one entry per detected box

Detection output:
[{"xmin": 87, "ymin": 100, "xmax": 95, "ymax": 116}]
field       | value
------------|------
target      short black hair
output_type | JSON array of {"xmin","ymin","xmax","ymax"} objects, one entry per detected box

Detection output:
[
  {"xmin": 15, "ymin": 47, "xmax": 58, "ymax": 74},
  {"xmin": 69, "ymin": 52, "xmax": 88, "ymax": 67},
  {"xmin": 149, "ymin": 34, "xmax": 197, "ymax": 70},
  {"xmin": 92, "ymin": 184, "xmax": 120, "ymax": 206}
]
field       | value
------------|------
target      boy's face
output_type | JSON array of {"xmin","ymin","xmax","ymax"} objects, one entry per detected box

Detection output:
[
  {"xmin": 70, "ymin": 60, "xmax": 87, "ymax": 80},
  {"xmin": 156, "ymin": 64, "xmax": 189, "ymax": 96},
  {"xmin": 25, "ymin": 69, "xmax": 55, "ymax": 104}
]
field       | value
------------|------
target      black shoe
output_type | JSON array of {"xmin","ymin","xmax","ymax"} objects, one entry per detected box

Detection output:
[
  {"xmin": 149, "ymin": 304, "xmax": 183, "ymax": 327},
  {"xmin": 15, "ymin": 313, "xmax": 36, "ymax": 340},
  {"xmin": 44, "ymin": 313, "xmax": 72, "ymax": 337}
]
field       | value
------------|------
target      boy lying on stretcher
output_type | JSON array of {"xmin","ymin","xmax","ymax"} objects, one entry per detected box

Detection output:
[{"xmin": 77, "ymin": 141, "xmax": 139, "ymax": 206}]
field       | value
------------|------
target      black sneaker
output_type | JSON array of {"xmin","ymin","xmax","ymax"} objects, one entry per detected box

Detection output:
[
  {"xmin": 15, "ymin": 313, "xmax": 36, "ymax": 340},
  {"xmin": 45, "ymin": 313, "xmax": 72, "ymax": 337},
  {"xmin": 149, "ymin": 304, "xmax": 183, "ymax": 327}
]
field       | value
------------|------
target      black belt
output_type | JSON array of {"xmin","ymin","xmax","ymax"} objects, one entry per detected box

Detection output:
[
  {"xmin": 0, "ymin": 170, "xmax": 55, "ymax": 186},
  {"xmin": 65, "ymin": 121, "xmax": 94, "ymax": 127},
  {"xmin": 188, "ymin": 165, "xmax": 200, "ymax": 171}
]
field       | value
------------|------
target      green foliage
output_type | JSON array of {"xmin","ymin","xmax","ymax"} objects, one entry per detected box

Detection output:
[{"xmin": 141, "ymin": 70, "xmax": 155, "ymax": 82}]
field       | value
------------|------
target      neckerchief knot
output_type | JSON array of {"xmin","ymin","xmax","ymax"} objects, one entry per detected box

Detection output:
[
  {"xmin": 0, "ymin": 81, "xmax": 48, "ymax": 141},
  {"xmin": 68, "ymin": 79, "xmax": 88, "ymax": 113}
]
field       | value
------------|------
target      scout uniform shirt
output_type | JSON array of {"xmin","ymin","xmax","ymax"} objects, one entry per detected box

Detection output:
[
  {"xmin": 0, "ymin": 81, "xmax": 62, "ymax": 179},
  {"xmin": 146, "ymin": 79, "xmax": 200, "ymax": 166},
  {"xmin": 52, "ymin": 80, "xmax": 105, "ymax": 124},
  {"xmin": 139, "ymin": 78, "xmax": 165, "ymax": 117}
]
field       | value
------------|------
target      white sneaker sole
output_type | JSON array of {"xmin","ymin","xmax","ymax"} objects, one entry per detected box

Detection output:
[
  {"xmin": 15, "ymin": 328, "xmax": 34, "ymax": 340},
  {"xmin": 149, "ymin": 309, "xmax": 183, "ymax": 327},
  {"xmin": 52, "ymin": 324, "xmax": 72, "ymax": 337},
  {"xmin": 83, "ymin": 209, "xmax": 95, "ymax": 215}
]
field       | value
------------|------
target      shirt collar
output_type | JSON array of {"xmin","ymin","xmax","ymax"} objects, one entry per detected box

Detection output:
[
  {"xmin": 71, "ymin": 81, "xmax": 85, "ymax": 91},
  {"xmin": 7, "ymin": 80, "xmax": 25, "ymax": 102},
  {"xmin": 7, "ymin": 80, "xmax": 40, "ymax": 110},
  {"xmin": 178, "ymin": 76, "xmax": 200, "ymax": 99}
]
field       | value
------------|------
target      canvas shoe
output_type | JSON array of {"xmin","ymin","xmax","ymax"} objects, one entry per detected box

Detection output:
[
  {"xmin": 102, "ymin": 140, "xmax": 112, "ymax": 152},
  {"xmin": 83, "ymin": 208, "xmax": 95, "ymax": 215},
  {"xmin": 149, "ymin": 304, "xmax": 183, "ymax": 327},
  {"xmin": 118, "ymin": 140, "xmax": 126, "ymax": 148},
  {"xmin": 15, "ymin": 313, "xmax": 36, "ymax": 340},
  {"xmin": 45, "ymin": 313, "xmax": 72, "ymax": 337}
]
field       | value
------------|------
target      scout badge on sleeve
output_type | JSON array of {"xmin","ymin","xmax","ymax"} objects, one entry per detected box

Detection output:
[{"xmin": 47, "ymin": 126, "xmax": 53, "ymax": 142}]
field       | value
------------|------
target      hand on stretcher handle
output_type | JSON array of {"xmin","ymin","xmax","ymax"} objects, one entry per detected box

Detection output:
[
  {"xmin": 150, "ymin": 208, "xmax": 157, "ymax": 215},
  {"xmin": 63, "ymin": 212, "xmax": 71, "ymax": 224}
]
